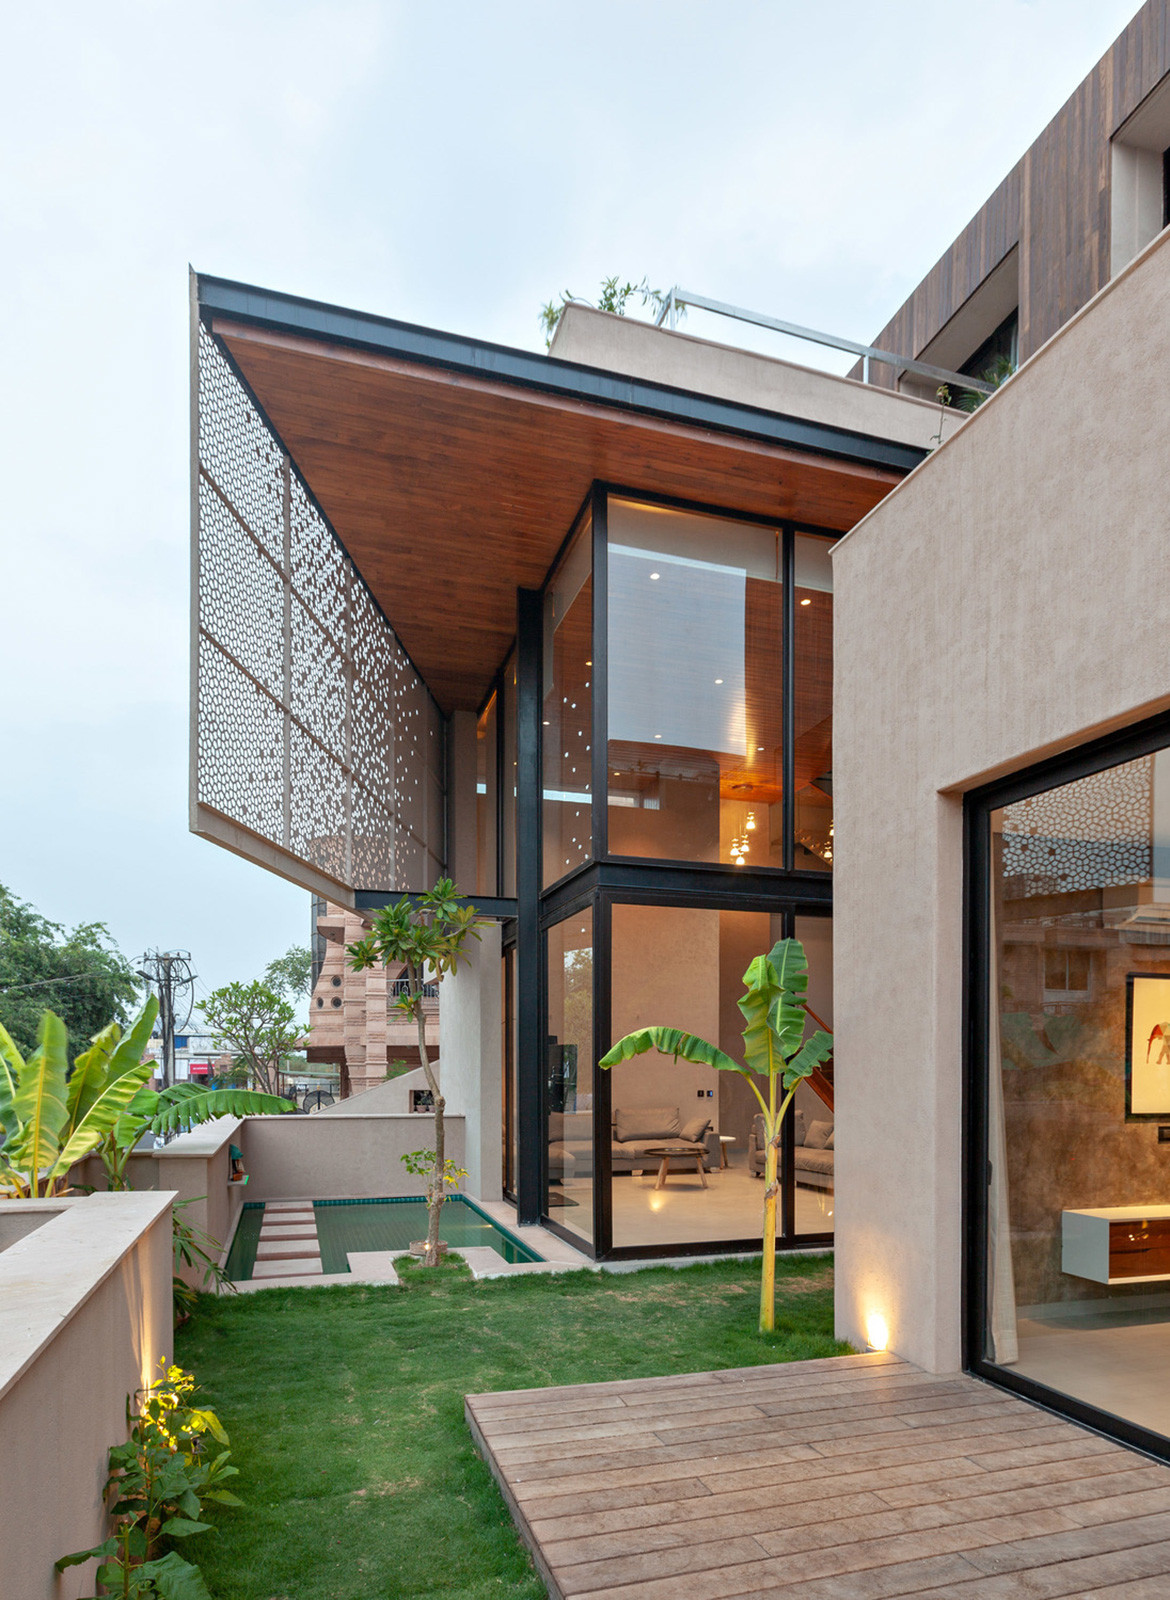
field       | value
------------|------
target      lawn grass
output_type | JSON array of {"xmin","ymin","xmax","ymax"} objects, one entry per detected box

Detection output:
[{"xmin": 176, "ymin": 1252, "xmax": 845, "ymax": 1600}]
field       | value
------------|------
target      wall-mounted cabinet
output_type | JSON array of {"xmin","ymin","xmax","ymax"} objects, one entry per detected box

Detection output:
[{"xmin": 1062, "ymin": 1206, "xmax": 1170, "ymax": 1285}]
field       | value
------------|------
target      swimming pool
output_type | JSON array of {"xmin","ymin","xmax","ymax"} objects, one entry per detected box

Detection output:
[{"xmin": 225, "ymin": 1196, "xmax": 540, "ymax": 1282}]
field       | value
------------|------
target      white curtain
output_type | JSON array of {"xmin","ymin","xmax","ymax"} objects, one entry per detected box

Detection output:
[{"xmin": 987, "ymin": 889, "xmax": 1019, "ymax": 1364}]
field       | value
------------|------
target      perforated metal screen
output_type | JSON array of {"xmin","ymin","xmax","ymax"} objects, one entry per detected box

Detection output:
[{"xmin": 191, "ymin": 320, "xmax": 445, "ymax": 901}]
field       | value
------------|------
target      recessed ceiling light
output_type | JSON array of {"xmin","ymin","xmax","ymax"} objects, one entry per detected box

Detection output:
[
  {"xmin": 543, "ymin": 720, "xmax": 550, "ymax": 725},
  {"xmin": 714, "ymin": 678, "xmax": 723, "ymax": 684},
  {"xmin": 757, "ymin": 745, "xmax": 764, "ymax": 752},
  {"xmin": 650, "ymin": 572, "xmax": 660, "ymax": 580},
  {"xmin": 585, "ymin": 660, "xmax": 592, "ymax": 666},
  {"xmin": 654, "ymin": 733, "xmax": 662, "ymax": 739},
  {"xmin": 800, "ymin": 597, "xmax": 811, "ymax": 606}
]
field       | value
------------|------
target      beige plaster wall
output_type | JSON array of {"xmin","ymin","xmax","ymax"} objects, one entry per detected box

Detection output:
[
  {"xmin": 0, "ymin": 1193, "xmax": 172, "ymax": 1600},
  {"xmin": 75, "ymin": 1118, "xmax": 245, "ymax": 1282},
  {"xmin": 549, "ymin": 304, "xmax": 967, "ymax": 454},
  {"xmin": 610, "ymin": 903, "xmax": 721, "ymax": 1125},
  {"xmin": 238, "ymin": 1112, "xmax": 466, "ymax": 1200},
  {"xmin": 832, "ymin": 227, "xmax": 1170, "ymax": 1372}
]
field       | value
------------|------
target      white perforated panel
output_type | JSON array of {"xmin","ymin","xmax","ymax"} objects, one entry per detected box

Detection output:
[{"xmin": 192, "ymin": 324, "xmax": 445, "ymax": 896}]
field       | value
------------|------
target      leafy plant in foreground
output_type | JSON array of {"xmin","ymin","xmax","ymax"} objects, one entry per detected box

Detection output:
[
  {"xmin": 600, "ymin": 937, "xmax": 832, "ymax": 1333},
  {"xmin": 0, "ymin": 998, "xmax": 291, "ymax": 1198},
  {"xmin": 56, "ymin": 1361, "xmax": 242, "ymax": 1599}
]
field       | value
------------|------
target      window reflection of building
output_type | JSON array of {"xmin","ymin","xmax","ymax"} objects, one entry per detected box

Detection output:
[{"xmin": 985, "ymin": 747, "xmax": 1170, "ymax": 1442}]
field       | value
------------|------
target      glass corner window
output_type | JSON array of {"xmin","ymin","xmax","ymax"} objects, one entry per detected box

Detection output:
[
  {"xmin": 543, "ymin": 513, "xmax": 593, "ymax": 887},
  {"xmin": 606, "ymin": 497, "xmax": 783, "ymax": 868},
  {"xmin": 794, "ymin": 532, "xmax": 834, "ymax": 871}
]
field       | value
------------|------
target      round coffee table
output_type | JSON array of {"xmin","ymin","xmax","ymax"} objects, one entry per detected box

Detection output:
[{"xmin": 643, "ymin": 1143, "xmax": 709, "ymax": 1191}]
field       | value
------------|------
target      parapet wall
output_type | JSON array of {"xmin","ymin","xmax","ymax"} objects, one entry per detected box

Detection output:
[{"xmin": 0, "ymin": 1192, "xmax": 172, "ymax": 1600}]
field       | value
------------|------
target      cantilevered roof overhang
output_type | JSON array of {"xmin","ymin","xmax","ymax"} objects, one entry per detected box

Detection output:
[{"xmin": 197, "ymin": 274, "xmax": 923, "ymax": 712}]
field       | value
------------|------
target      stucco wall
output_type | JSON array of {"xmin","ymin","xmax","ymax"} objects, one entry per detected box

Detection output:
[
  {"xmin": 0, "ymin": 1193, "xmax": 173, "ymax": 1600},
  {"xmin": 75, "ymin": 1118, "xmax": 245, "ymax": 1282},
  {"xmin": 238, "ymin": 1112, "xmax": 466, "ymax": 1200},
  {"xmin": 549, "ymin": 303, "xmax": 967, "ymax": 453},
  {"xmin": 832, "ymin": 227, "xmax": 1170, "ymax": 1372}
]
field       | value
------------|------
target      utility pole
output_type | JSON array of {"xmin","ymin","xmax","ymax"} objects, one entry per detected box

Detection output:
[{"xmin": 137, "ymin": 951, "xmax": 196, "ymax": 1091}]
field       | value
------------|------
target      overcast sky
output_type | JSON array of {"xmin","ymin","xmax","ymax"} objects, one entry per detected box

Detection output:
[{"xmin": 0, "ymin": 0, "xmax": 1143, "ymax": 1004}]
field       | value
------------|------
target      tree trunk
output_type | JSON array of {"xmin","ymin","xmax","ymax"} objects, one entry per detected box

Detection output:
[
  {"xmin": 413, "ymin": 979, "xmax": 444, "ymax": 1268},
  {"xmin": 760, "ymin": 1123, "xmax": 779, "ymax": 1334}
]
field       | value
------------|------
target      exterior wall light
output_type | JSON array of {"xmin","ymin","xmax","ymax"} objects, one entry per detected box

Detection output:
[{"xmin": 865, "ymin": 1312, "xmax": 890, "ymax": 1353}]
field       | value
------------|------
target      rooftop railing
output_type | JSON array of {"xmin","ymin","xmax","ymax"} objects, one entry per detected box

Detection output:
[{"xmin": 655, "ymin": 287, "xmax": 994, "ymax": 398}]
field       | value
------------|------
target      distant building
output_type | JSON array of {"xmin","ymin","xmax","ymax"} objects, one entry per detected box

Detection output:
[{"xmin": 306, "ymin": 902, "xmax": 438, "ymax": 1097}]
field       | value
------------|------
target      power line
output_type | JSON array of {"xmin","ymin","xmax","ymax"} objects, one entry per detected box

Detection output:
[
  {"xmin": 0, "ymin": 971, "xmax": 116, "ymax": 994},
  {"xmin": 138, "ymin": 951, "xmax": 197, "ymax": 1091}
]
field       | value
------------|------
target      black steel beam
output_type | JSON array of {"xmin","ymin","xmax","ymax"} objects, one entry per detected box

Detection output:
[
  {"xmin": 353, "ymin": 891, "xmax": 517, "ymax": 920},
  {"xmin": 196, "ymin": 273, "xmax": 926, "ymax": 475},
  {"xmin": 514, "ymin": 588, "xmax": 544, "ymax": 1225}
]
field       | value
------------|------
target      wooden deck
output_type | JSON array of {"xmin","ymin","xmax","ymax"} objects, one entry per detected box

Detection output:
[{"xmin": 466, "ymin": 1351, "xmax": 1170, "ymax": 1600}]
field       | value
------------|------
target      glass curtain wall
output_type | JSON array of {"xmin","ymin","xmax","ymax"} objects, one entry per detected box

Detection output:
[
  {"xmin": 794, "ymin": 535, "xmax": 834, "ymax": 870},
  {"xmin": 535, "ymin": 489, "xmax": 834, "ymax": 1258},
  {"xmin": 476, "ymin": 691, "xmax": 498, "ymax": 897},
  {"xmin": 607, "ymin": 904, "xmax": 834, "ymax": 1250},
  {"xmin": 794, "ymin": 913, "xmax": 834, "ymax": 1235},
  {"xmin": 543, "ymin": 514, "xmax": 593, "ymax": 887},
  {"xmin": 546, "ymin": 907, "xmax": 594, "ymax": 1245},
  {"xmin": 502, "ymin": 650, "xmax": 518, "ymax": 897},
  {"xmin": 607, "ymin": 499, "xmax": 783, "ymax": 867},
  {"xmin": 979, "ymin": 740, "xmax": 1170, "ymax": 1445}
]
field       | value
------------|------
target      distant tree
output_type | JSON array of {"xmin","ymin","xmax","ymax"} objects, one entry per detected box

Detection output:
[
  {"xmin": 262, "ymin": 945, "xmax": 313, "ymax": 1000},
  {"xmin": 539, "ymin": 274, "xmax": 678, "ymax": 347},
  {"xmin": 0, "ymin": 883, "xmax": 139, "ymax": 1059},
  {"xmin": 198, "ymin": 981, "xmax": 303, "ymax": 1097}
]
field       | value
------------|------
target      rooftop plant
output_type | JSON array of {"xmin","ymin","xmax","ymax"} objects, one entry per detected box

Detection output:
[{"xmin": 600, "ymin": 936, "xmax": 832, "ymax": 1333}]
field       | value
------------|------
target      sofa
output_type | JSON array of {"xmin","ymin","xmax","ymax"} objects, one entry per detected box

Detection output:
[
  {"xmin": 748, "ymin": 1109, "xmax": 834, "ymax": 1189},
  {"xmin": 548, "ymin": 1105, "xmax": 719, "ymax": 1180}
]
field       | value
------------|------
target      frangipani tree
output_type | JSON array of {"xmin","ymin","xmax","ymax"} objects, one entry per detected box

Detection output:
[
  {"xmin": 0, "ymin": 998, "xmax": 290, "ymax": 1199},
  {"xmin": 347, "ymin": 879, "xmax": 480, "ymax": 1267},
  {"xmin": 600, "ymin": 937, "xmax": 832, "ymax": 1333}
]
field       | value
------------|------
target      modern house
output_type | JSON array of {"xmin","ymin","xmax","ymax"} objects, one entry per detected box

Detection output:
[{"xmin": 191, "ymin": 0, "xmax": 1170, "ymax": 1464}]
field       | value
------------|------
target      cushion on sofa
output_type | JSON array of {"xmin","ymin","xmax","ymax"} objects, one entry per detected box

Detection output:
[
  {"xmin": 804, "ymin": 1120, "xmax": 833, "ymax": 1150},
  {"xmin": 793, "ymin": 1109, "xmax": 806, "ymax": 1144},
  {"xmin": 614, "ymin": 1106, "xmax": 680, "ymax": 1142},
  {"xmin": 678, "ymin": 1115, "xmax": 711, "ymax": 1144},
  {"xmin": 826, "ymin": 1128, "xmax": 834, "ymax": 1148},
  {"xmin": 795, "ymin": 1147, "xmax": 834, "ymax": 1176}
]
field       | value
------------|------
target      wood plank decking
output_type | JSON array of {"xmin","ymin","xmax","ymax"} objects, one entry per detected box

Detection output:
[{"xmin": 466, "ymin": 1351, "xmax": 1170, "ymax": 1600}]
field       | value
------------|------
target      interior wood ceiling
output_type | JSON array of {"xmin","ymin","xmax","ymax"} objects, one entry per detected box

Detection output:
[{"xmin": 218, "ymin": 320, "xmax": 900, "ymax": 712}]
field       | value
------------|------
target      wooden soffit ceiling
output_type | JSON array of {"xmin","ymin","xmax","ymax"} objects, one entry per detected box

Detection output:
[{"xmin": 216, "ymin": 319, "xmax": 901, "ymax": 712}]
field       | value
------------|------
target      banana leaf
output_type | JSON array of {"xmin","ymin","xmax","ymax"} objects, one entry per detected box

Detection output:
[
  {"xmin": 148, "ymin": 1085, "xmax": 291, "ymax": 1137},
  {"xmin": 0, "ymin": 1021, "xmax": 21, "ymax": 1143},
  {"xmin": 5, "ymin": 1013, "xmax": 71, "ymax": 1190},
  {"xmin": 598, "ymin": 1027, "xmax": 742, "ymax": 1074}
]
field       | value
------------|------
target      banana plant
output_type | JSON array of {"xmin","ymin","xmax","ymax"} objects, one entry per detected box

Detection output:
[
  {"xmin": 0, "ymin": 1001, "xmax": 289, "ymax": 1199},
  {"xmin": 600, "ymin": 937, "xmax": 833, "ymax": 1334}
]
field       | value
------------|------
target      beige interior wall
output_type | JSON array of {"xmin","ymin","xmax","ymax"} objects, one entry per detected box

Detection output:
[
  {"xmin": 0, "ymin": 1194, "xmax": 172, "ymax": 1600},
  {"xmin": 832, "ymin": 228, "xmax": 1170, "ymax": 1372},
  {"xmin": 610, "ymin": 903, "xmax": 721, "ymax": 1127}
]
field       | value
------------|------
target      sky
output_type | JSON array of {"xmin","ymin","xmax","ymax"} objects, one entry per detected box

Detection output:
[{"xmin": 0, "ymin": 0, "xmax": 1145, "ymax": 1004}]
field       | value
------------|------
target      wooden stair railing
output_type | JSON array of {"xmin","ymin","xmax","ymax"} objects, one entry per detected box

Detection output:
[{"xmin": 804, "ymin": 1003, "xmax": 834, "ymax": 1113}]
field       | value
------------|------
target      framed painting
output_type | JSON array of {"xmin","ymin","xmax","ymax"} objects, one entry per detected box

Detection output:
[{"xmin": 1125, "ymin": 972, "xmax": 1170, "ymax": 1119}]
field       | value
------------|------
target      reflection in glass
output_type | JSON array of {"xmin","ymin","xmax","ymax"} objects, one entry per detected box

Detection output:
[
  {"xmin": 607, "ymin": 905, "xmax": 832, "ymax": 1248},
  {"xmin": 794, "ymin": 534, "xmax": 834, "ymax": 871},
  {"xmin": 476, "ymin": 692, "xmax": 498, "ymax": 897},
  {"xmin": 502, "ymin": 944, "xmax": 517, "ymax": 1199},
  {"xmin": 501, "ymin": 650, "xmax": 517, "ymax": 897},
  {"xmin": 985, "ymin": 748, "xmax": 1170, "ymax": 1439},
  {"xmin": 793, "ymin": 914, "xmax": 834, "ymax": 1236},
  {"xmin": 543, "ymin": 516, "xmax": 592, "ymax": 886},
  {"xmin": 546, "ymin": 909, "xmax": 594, "ymax": 1244},
  {"xmin": 607, "ymin": 499, "xmax": 783, "ymax": 866}
]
